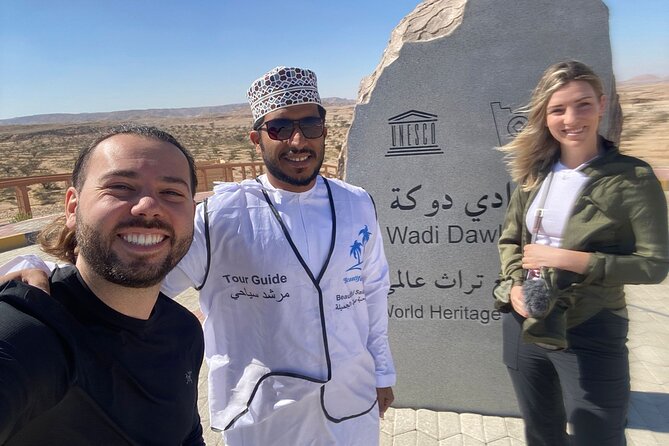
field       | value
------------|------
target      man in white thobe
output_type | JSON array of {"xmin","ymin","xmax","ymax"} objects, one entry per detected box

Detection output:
[{"xmin": 162, "ymin": 66, "xmax": 396, "ymax": 445}]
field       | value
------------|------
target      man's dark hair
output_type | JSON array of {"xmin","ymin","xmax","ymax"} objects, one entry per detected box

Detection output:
[{"xmin": 72, "ymin": 125, "xmax": 198, "ymax": 195}]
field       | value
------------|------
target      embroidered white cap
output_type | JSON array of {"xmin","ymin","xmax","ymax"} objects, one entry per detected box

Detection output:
[{"xmin": 247, "ymin": 66, "xmax": 322, "ymax": 127}]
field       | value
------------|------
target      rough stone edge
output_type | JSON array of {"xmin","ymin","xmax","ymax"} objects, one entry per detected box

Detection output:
[
  {"xmin": 338, "ymin": 0, "xmax": 467, "ymax": 179},
  {"xmin": 357, "ymin": 0, "xmax": 467, "ymax": 105}
]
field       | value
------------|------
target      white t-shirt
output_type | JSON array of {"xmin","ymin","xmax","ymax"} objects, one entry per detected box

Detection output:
[{"xmin": 526, "ymin": 160, "xmax": 592, "ymax": 248}]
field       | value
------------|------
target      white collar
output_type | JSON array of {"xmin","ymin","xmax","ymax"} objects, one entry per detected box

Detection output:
[{"xmin": 259, "ymin": 174, "xmax": 323, "ymax": 199}]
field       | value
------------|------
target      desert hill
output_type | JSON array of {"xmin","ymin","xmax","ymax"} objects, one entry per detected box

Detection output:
[
  {"xmin": 619, "ymin": 74, "xmax": 669, "ymax": 85},
  {"xmin": 0, "ymin": 98, "xmax": 355, "ymax": 127},
  {"xmin": 616, "ymin": 81, "xmax": 669, "ymax": 169}
]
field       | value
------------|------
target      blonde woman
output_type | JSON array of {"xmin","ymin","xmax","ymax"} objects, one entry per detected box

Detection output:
[{"xmin": 495, "ymin": 60, "xmax": 668, "ymax": 445}]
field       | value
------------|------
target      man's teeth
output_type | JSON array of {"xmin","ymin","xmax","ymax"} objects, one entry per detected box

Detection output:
[
  {"xmin": 122, "ymin": 234, "xmax": 165, "ymax": 246},
  {"xmin": 286, "ymin": 153, "xmax": 309, "ymax": 162}
]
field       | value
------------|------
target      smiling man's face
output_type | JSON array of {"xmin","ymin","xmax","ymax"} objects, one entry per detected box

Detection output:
[
  {"xmin": 251, "ymin": 103, "xmax": 327, "ymax": 192},
  {"xmin": 66, "ymin": 133, "xmax": 195, "ymax": 287}
]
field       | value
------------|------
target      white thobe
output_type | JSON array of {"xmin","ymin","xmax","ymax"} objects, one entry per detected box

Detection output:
[{"xmin": 163, "ymin": 175, "xmax": 396, "ymax": 446}]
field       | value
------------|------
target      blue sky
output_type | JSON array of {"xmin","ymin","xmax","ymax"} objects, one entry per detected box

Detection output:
[{"xmin": 1, "ymin": 0, "xmax": 667, "ymax": 120}]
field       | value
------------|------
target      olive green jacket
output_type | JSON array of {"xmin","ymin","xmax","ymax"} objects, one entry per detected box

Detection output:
[{"xmin": 496, "ymin": 139, "xmax": 669, "ymax": 335}]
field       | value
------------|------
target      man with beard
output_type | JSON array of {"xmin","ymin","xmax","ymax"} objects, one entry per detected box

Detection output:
[
  {"xmin": 0, "ymin": 126, "xmax": 205, "ymax": 445},
  {"xmin": 161, "ymin": 66, "xmax": 396, "ymax": 445}
]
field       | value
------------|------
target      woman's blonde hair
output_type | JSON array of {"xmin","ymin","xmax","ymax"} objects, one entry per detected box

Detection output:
[{"xmin": 499, "ymin": 60, "xmax": 605, "ymax": 190}]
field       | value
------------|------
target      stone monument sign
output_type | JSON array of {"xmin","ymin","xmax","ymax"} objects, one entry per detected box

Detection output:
[{"xmin": 343, "ymin": 0, "xmax": 620, "ymax": 415}]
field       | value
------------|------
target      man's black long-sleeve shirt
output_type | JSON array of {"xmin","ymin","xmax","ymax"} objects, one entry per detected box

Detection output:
[{"xmin": 0, "ymin": 266, "xmax": 205, "ymax": 445}]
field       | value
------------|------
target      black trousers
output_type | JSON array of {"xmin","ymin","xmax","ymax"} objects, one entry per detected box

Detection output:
[{"xmin": 503, "ymin": 309, "xmax": 630, "ymax": 446}]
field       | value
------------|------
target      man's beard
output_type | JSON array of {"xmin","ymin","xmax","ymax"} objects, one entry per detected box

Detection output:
[
  {"xmin": 260, "ymin": 143, "xmax": 324, "ymax": 188},
  {"xmin": 76, "ymin": 216, "xmax": 192, "ymax": 288}
]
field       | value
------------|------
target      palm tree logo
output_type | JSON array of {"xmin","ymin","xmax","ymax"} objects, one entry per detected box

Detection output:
[
  {"xmin": 347, "ymin": 225, "xmax": 371, "ymax": 271},
  {"xmin": 350, "ymin": 240, "xmax": 363, "ymax": 265},
  {"xmin": 359, "ymin": 225, "xmax": 371, "ymax": 245}
]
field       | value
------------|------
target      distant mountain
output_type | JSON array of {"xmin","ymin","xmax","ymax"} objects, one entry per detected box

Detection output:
[
  {"xmin": 322, "ymin": 97, "xmax": 357, "ymax": 106},
  {"xmin": 0, "ymin": 98, "xmax": 356, "ymax": 126},
  {"xmin": 619, "ymin": 74, "xmax": 669, "ymax": 85},
  {"xmin": 0, "ymin": 104, "xmax": 249, "ymax": 126}
]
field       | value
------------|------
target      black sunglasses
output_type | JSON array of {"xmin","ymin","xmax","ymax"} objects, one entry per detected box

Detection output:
[{"xmin": 259, "ymin": 117, "xmax": 324, "ymax": 141}]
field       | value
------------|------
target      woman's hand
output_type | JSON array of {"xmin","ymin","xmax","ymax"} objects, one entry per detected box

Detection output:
[
  {"xmin": 522, "ymin": 244, "xmax": 560, "ymax": 270},
  {"xmin": 522, "ymin": 244, "xmax": 591, "ymax": 274},
  {"xmin": 510, "ymin": 284, "xmax": 529, "ymax": 318},
  {"xmin": 0, "ymin": 268, "xmax": 50, "ymax": 294}
]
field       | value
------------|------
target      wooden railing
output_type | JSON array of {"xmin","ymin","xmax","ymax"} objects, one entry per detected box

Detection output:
[
  {"xmin": 0, "ymin": 174, "xmax": 72, "ymax": 219},
  {"xmin": 0, "ymin": 161, "xmax": 338, "ymax": 219}
]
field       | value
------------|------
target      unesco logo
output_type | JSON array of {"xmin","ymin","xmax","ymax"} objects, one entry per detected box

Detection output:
[{"xmin": 386, "ymin": 110, "xmax": 443, "ymax": 158}]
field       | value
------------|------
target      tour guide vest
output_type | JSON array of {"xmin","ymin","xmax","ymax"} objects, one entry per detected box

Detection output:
[{"xmin": 197, "ymin": 177, "xmax": 381, "ymax": 431}]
